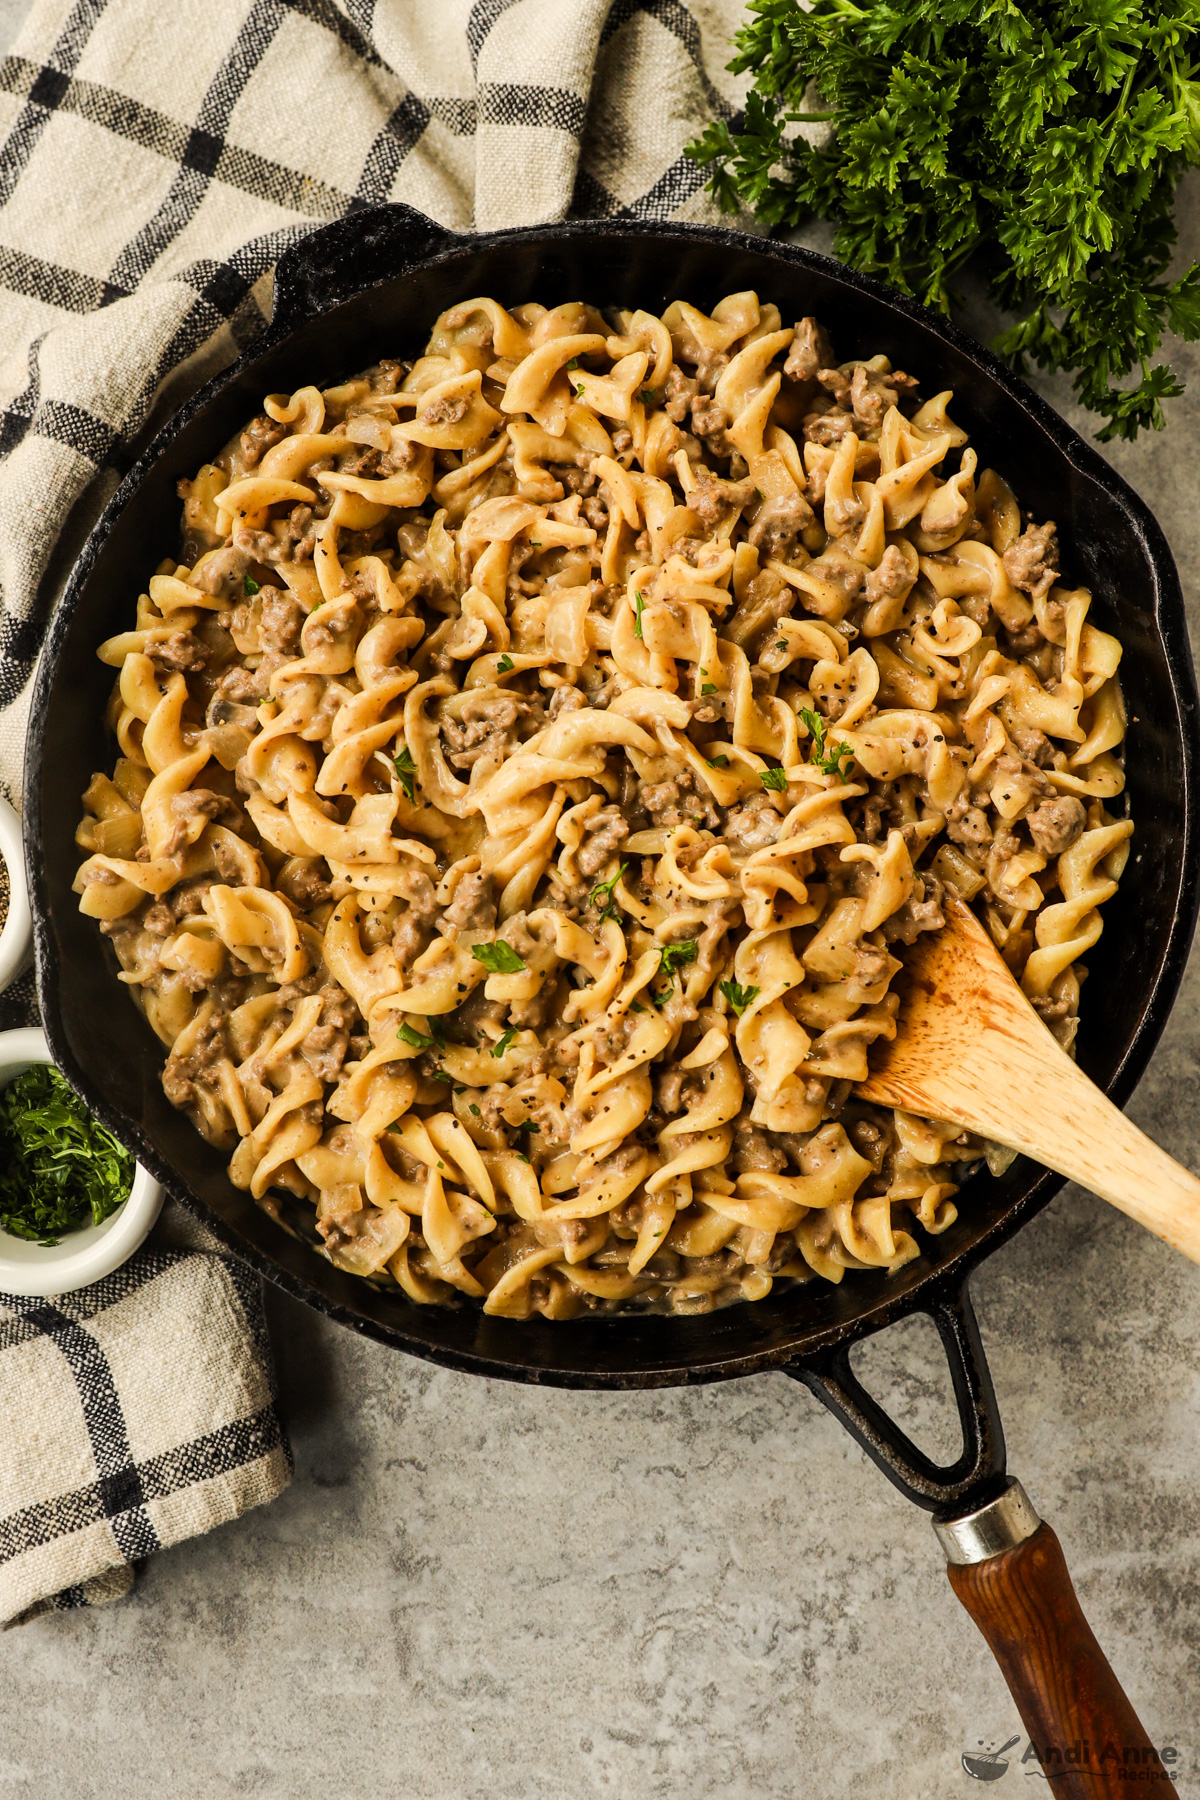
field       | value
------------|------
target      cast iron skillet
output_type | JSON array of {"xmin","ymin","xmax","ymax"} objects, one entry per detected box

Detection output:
[{"xmin": 25, "ymin": 209, "xmax": 1200, "ymax": 1771}]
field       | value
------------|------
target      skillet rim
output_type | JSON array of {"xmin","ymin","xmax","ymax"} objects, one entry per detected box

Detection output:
[{"xmin": 24, "ymin": 210, "xmax": 1200, "ymax": 1388}]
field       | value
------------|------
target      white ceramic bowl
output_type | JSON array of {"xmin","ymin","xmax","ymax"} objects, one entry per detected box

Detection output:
[
  {"xmin": 0, "ymin": 1028, "xmax": 163, "ymax": 1297},
  {"xmin": 0, "ymin": 795, "xmax": 33, "ymax": 995}
]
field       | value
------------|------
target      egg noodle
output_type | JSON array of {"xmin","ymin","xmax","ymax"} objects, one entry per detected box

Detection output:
[{"xmin": 74, "ymin": 292, "xmax": 1131, "ymax": 1318}]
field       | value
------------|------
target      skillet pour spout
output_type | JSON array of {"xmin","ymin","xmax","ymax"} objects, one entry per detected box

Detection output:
[{"xmin": 24, "ymin": 206, "xmax": 1200, "ymax": 1788}]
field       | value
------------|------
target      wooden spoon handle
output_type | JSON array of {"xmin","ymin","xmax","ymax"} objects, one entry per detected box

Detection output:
[
  {"xmin": 857, "ymin": 893, "xmax": 1200, "ymax": 1264},
  {"xmin": 864, "ymin": 999, "xmax": 1200, "ymax": 1264},
  {"xmin": 949, "ymin": 1523, "xmax": 1159, "ymax": 1794},
  {"xmin": 983, "ymin": 1045, "xmax": 1200, "ymax": 1267}
]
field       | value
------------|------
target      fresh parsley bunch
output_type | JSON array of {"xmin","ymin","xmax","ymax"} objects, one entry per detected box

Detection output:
[{"xmin": 688, "ymin": 0, "xmax": 1200, "ymax": 439}]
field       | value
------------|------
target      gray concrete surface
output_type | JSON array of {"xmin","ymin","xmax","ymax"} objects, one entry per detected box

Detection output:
[
  {"xmin": 0, "ymin": 0, "xmax": 29, "ymax": 56},
  {"xmin": 2, "ymin": 0, "xmax": 1200, "ymax": 1787}
]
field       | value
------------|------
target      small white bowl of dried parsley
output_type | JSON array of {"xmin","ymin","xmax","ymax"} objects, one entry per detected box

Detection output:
[{"xmin": 0, "ymin": 1029, "xmax": 163, "ymax": 1297}]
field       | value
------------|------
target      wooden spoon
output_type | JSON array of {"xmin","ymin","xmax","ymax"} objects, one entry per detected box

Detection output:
[
  {"xmin": 857, "ymin": 894, "xmax": 1186, "ymax": 1789},
  {"xmin": 856, "ymin": 892, "xmax": 1200, "ymax": 1265}
]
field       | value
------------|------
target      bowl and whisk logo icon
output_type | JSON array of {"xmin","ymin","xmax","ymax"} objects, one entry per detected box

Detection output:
[{"xmin": 962, "ymin": 1736, "xmax": 1021, "ymax": 1781}]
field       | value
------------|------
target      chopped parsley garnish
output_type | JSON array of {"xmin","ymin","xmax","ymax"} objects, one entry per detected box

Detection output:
[
  {"xmin": 565, "ymin": 357, "xmax": 581, "ymax": 371},
  {"xmin": 589, "ymin": 861, "xmax": 628, "ymax": 923},
  {"xmin": 701, "ymin": 682, "xmax": 717, "ymax": 697},
  {"xmin": 825, "ymin": 742, "xmax": 857, "ymax": 779},
  {"xmin": 469, "ymin": 1103, "xmax": 482, "ymax": 1117},
  {"xmin": 496, "ymin": 653, "xmax": 514, "ymax": 674},
  {"xmin": 759, "ymin": 766, "xmax": 789, "ymax": 792},
  {"xmin": 654, "ymin": 938, "xmax": 699, "ymax": 1003},
  {"xmin": 472, "ymin": 941, "xmax": 527, "ymax": 975},
  {"xmin": 392, "ymin": 744, "xmax": 417, "ymax": 803},
  {"xmin": 514, "ymin": 1119, "xmax": 540, "ymax": 1141},
  {"xmin": 0, "ymin": 1066, "xmax": 133, "ymax": 1246},
  {"xmin": 719, "ymin": 979, "xmax": 760, "ymax": 1018},
  {"xmin": 394, "ymin": 1017, "xmax": 447, "ymax": 1056},
  {"xmin": 799, "ymin": 706, "xmax": 855, "ymax": 782},
  {"xmin": 633, "ymin": 588, "xmax": 647, "ymax": 640},
  {"xmin": 243, "ymin": 574, "xmax": 260, "ymax": 596},
  {"xmin": 706, "ymin": 754, "xmax": 730, "ymax": 769},
  {"xmin": 491, "ymin": 1028, "xmax": 517, "ymax": 1059},
  {"xmin": 775, "ymin": 639, "xmax": 788, "ymax": 651},
  {"xmin": 640, "ymin": 387, "xmax": 656, "ymax": 403}
]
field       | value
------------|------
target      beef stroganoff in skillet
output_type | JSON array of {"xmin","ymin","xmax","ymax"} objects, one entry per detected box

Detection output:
[{"xmin": 73, "ymin": 293, "xmax": 1131, "ymax": 1319}]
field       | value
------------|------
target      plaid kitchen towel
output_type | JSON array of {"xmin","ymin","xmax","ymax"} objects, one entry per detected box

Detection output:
[
  {"xmin": 0, "ymin": 0, "xmax": 750, "ymax": 1620},
  {"xmin": 0, "ymin": 1226, "xmax": 291, "ymax": 1628}
]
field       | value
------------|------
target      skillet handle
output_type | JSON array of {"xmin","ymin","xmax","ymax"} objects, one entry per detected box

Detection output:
[
  {"xmin": 786, "ymin": 1280, "xmax": 1007, "ymax": 1513},
  {"xmin": 790, "ymin": 1287, "xmax": 1158, "ymax": 1788},
  {"xmin": 271, "ymin": 204, "xmax": 459, "ymax": 334},
  {"xmin": 941, "ymin": 1492, "xmax": 1161, "ymax": 1795}
]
